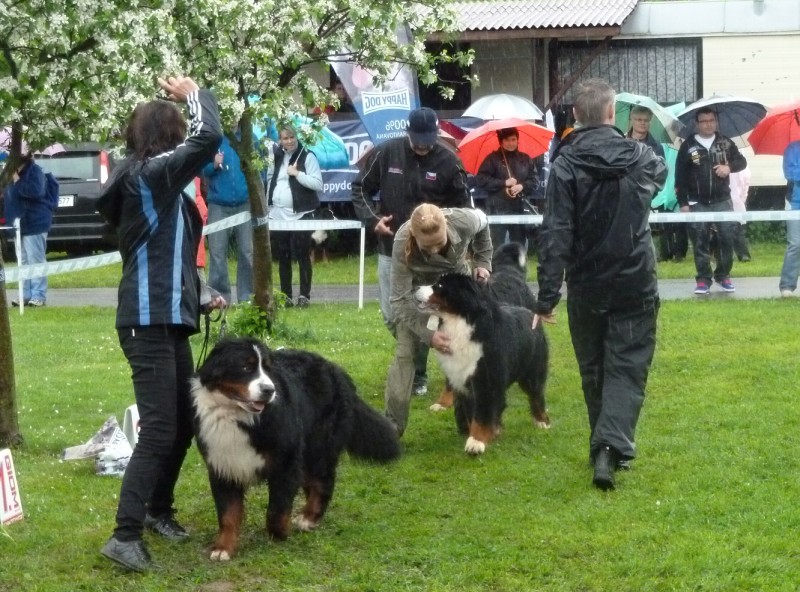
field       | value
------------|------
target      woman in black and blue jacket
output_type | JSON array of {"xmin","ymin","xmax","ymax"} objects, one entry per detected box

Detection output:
[{"xmin": 97, "ymin": 76, "xmax": 225, "ymax": 573}]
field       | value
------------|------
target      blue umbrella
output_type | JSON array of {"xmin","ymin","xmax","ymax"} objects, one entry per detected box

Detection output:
[{"xmin": 254, "ymin": 115, "xmax": 349, "ymax": 170}]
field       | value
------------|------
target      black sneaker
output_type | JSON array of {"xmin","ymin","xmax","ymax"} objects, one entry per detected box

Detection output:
[
  {"xmin": 592, "ymin": 446, "xmax": 616, "ymax": 491},
  {"xmin": 11, "ymin": 299, "xmax": 29, "ymax": 307},
  {"xmin": 144, "ymin": 512, "xmax": 189, "ymax": 540},
  {"xmin": 100, "ymin": 536, "xmax": 154, "ymax": 572}
]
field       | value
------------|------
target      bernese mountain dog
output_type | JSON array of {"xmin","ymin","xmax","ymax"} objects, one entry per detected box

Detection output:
[
  {"xmin": 191, "ymin": 337, "xmax": 401, "ymax": 561},
  {"xmin": 415, "ymin": 272, "xmax": 550, "ymax": 455},
  {"xmin": 430, "ymin": 241, "xmax": 540, "ymax": 412}
]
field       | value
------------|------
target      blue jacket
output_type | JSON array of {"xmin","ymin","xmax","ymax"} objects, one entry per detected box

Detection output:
[
  {"xmin": 784, "ymin": 141, "xmax": 800, "ymax": 210},
  {"xmin": 3, "ymin": 161, "xmax": 52, "ymax": 236},
  {"xmin": 201, "ymin": 136, "xmax": 248, "ymax": 206},
  {"xmin": 97, "ymin": 89, "xmax": 222, "ymax": 331}
]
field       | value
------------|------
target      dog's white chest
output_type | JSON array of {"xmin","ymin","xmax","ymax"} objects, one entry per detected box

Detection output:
[
  {"xmin": 195, "ymin": 394, "xmax": 266, "ymax": 487},
  {"xmin": 435, "ymin": 315, "xmax": 483, "ymax": 390}
]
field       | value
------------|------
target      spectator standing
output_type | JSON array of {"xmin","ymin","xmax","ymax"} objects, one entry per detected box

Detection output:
[
  {"xmin": 386, "ymin": 204, "xmax": 492, "ymax": 436},
  {"xmin": 779, "ymin": 140, "xmax": 800, "ymax": 297},
  {"xmin": 476, "ymin": 126, "xmax": 539, "ymax": 248},
  {"xmin": 675, "ymin": 107, "xmax": 747, "ymax": 295},
  {"xmin": 351, "ymin": 107, "xmax": 472, "ymax": 395},
  {"xmin": 201, "ymin": 136, "xmax": 253, "ymax": 303},
  {"xmin": 267, "ymin": 125, "xmax": 322, "ymax": 308},
  {"xmin": 536, "ymin": 78, "xmax": 667, "ymax": 491},
  {"xmin": 627, "ymin": 107, "xmax": 689, "ymax": 263},
  {"xmin": 3, "ymin": 153, "xmax": 52, "ymax": 307},
  {"xmin": 96, "ymin": 76, "xmax": 226, "ymax": 572}
]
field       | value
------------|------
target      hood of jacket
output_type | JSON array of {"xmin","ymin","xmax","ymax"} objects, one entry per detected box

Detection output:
[{"xmin": 557, "ymin": 125, "xmax": 645, "ymax": 180}]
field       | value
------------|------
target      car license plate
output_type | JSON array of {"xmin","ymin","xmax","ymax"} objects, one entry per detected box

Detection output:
[{"xmin": 58, "ymin": 195, "xmax": 75, "ymax": 208}]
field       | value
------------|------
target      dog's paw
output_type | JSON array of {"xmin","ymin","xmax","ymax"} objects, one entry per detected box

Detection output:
[
  {"xmin": 535, "ymin": 420, "xmax": 551, "ymax": 430},
  {"xmin": 464, "ymin": 436, "xmax": 486, "ymax": 455},
  {"xmin": 294, "ymin": 516, "xmax": 319, "ymax": 532},
  {"xmin": 209, "ymin": 548, "xmax": 232, "ymax": 562},
  {"xmin": 429, "ymin": 403, "xmax": 448, "ymax": 412}
]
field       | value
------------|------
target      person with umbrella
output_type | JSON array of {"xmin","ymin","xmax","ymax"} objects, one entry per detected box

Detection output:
[
  {"xmin": 625, "ymin": 105, "xmax": 689, "ymax": 263},
  {"xmin": 475, "ymin": 126, "xmax": 539, "ymax": 248},
  {"xmin": 675, "ymin": 107, "xmax": 747, "ymax": 295},
  {"xmin": 535, "ymin": 78, "xmax": 666, "ymax": 491},
  {"xmin": 779, "ymin": 139, "xmax": 800, "ymax": 297}
]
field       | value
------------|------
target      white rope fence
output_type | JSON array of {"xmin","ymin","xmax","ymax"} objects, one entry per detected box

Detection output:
[
  {"xmin": 4, "ymin": 208, "xmax": 800, "ymax": 313},
  {"xmin": 2, "ymin": 214, "xmax": 367, "ymax": 312}
]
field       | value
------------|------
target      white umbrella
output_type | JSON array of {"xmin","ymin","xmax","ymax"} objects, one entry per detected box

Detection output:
[
  {"xmin": 678, "ymin": 95, "xmax": 767, "ymax": 140},
  {"xmin": 463, "ymin": 93, "xmax": 544, "ymax": 121}
]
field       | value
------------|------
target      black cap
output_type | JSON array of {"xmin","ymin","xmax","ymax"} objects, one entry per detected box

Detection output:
[{"xmin": 407, "ymin": 107, "xmax": 439, "ymax": 146}]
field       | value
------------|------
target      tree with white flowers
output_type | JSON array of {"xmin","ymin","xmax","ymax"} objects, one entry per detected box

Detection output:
[
  {"xmin": 0, "ymin": 0, "xmax": 179, "ymax": 447},
  {"xmin": 171, "ymin": 0, "xmax": 471, "ymax": 317}
]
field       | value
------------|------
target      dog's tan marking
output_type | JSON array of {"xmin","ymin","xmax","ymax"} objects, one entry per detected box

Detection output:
[
  {"xmin": 429, "ymin": 387, "xmax": 455, "ymax": 412},
  {"xmin": 268, "ymin": 511, "xmax": 292, "ymax": 541},
  {"xmin": 210, "ymin": 498, "xmax": 244, "ymax": 561},
  {"xmin": 465, "ymin": 421, "xmax": 495, "ymax": 455}
]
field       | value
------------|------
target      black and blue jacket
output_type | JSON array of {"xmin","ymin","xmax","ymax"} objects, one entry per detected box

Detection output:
[{"xmin": 98, "ymin": 89, "xmax": 222, "ymax": 331}]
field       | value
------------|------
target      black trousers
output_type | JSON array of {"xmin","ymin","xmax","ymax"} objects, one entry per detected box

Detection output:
[
  {"xmin": 275, "ymin": 223, "xmax": 313, "ymax": 300},
  {"xmin": 113, "ymin": 325, "xmax": 195, "ymax": 541},
  {"xmin": 567, "ymin": 295, "xmax": 659, "ymax": 460}
]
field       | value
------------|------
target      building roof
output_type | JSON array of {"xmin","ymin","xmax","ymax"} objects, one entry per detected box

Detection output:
[{"xmin": 450, "ymin": 0, "xmax": 640, "ymax": 31}]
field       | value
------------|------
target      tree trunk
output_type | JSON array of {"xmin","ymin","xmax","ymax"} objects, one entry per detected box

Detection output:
[
  {"xmin": 232, "ymin": 112, "xmax": 275, "ymax": 324},
  {"xmin": 0, "ymin": 125, "xmax": 24, "ymax": 448},
  {"xmin": 0, "ymin": 258, "xmax": 23, "ymax": 449}
]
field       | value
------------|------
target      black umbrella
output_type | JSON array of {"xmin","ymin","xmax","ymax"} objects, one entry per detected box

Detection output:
[{"xmin": 678, "ymin": 95, "xmax": 767, "ymax": 140}]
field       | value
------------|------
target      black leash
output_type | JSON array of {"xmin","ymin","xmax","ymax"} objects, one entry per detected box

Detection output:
[{"xmin": 196, "ymin": 308, "xmax": 227, "ymax": 370}]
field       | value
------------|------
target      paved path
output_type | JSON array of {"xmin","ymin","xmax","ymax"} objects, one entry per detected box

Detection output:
[{"xmin": 5, "ymin": 277, "xmax": 788, "ymax": 308}]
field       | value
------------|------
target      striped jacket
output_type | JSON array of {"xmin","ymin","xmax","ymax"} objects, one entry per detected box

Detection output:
[{"xmin": 98, "ymin": 89, "xmax": 222, "ymax": 330}]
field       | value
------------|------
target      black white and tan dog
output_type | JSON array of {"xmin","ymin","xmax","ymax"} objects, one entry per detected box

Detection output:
[
  {"xmin": 430, "ymin": 241, "xmax": 539, "ymax": 412},
  {"xmin": 191, "ymin": 337, "xmax": 401, "ymax": 561},
  {"xmin": 415, "ymin": 272, "xmax": 550, "ymax": 455}
]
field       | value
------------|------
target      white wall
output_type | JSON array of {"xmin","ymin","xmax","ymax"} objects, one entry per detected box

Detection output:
[{"xmin": 703, "ymin": 34, "xmax": 800, "ymax": 186}]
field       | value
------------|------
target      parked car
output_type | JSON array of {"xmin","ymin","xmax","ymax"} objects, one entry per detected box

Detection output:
[{"xmin": 1, "ymin": 143, "xmax": 116, "ymax": 258}]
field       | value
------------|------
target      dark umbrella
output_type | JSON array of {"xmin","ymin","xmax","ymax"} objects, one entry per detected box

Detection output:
[{"xmin": 678, "ymin": 95, "xmax": 767, "ymax": 140}]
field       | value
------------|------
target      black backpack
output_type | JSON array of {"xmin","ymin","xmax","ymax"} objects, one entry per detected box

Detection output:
[{"xmin": 44, "ymin": 172, "xmax": 59, "ymax": 210}]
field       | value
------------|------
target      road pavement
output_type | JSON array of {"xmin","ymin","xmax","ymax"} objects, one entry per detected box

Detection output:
[{"xmin": 5, "ymin": 276, "xmax": 789, "ymax": 308}]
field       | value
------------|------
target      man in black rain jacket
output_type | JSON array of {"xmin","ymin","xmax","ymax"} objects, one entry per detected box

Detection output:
[{"xmin": 536, "ymin": 78, "xmax": 667, "ymax": 491}]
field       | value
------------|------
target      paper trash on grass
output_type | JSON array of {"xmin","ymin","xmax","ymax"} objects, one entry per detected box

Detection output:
[{"xmin": 61, "ymin": 416, "xmax": 132, "ymax": 476}]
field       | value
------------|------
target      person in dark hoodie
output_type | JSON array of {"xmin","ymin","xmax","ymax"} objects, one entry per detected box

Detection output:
[
  {"xmin": 3, "ymin": 153, "xmax": 52, "ymax": 306},
  {"xmin": 96, "ymin": 76, "xmax": 225, "ymax": 573},
  {"xmin": 535, "ymin": 78, "xmax": 667, "ymax": 491}
]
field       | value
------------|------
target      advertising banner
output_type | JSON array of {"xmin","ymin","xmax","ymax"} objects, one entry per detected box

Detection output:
[
  {"xmin": 0, "ymin": 448, "xmax": 23, "ymax": 525},
  {"xmin": 332, "ymin": 26, "xmax": 420, "ymax": 146}
]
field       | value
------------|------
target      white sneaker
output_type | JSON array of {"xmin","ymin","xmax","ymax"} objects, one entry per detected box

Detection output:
[
  {"xmin": 780, "ymin": 289, "xmax": 796, "ymax": 298},
  {"xmin": 27, "ymin": 298, "xmax": 46, "ymax": 307}
]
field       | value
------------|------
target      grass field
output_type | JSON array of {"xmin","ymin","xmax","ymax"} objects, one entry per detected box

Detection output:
[{"xmin": 2, "ymin": 294, "xmax": 800, "ymax": 591}]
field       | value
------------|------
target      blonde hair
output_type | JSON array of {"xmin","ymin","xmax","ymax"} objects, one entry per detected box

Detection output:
[{"xmin": 405, "ymin": 203, "xmax": 446, "ymax": 261}]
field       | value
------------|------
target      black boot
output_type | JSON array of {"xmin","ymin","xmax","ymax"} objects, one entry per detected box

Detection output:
[{"xmin": 592, "ymin": 446, "xmax": 616, "ymax": 491}]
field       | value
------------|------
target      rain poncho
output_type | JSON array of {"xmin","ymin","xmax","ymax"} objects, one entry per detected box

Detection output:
[{"xmin": 536, "ymin": 125, "xmax": 667, "ymax": 314}]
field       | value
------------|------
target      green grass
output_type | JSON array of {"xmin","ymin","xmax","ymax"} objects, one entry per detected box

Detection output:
[
  {"xmin": 2, "ymin": 238, "xmax": 788, "ymax": 290},
  {"xmin": 2, "ymin": 299, "xmax": 800, "ymax": 591}
]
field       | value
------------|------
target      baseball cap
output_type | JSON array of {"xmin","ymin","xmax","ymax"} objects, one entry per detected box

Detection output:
[{"xmin": 407, "ymin": 107, "xmax": 439, "ymax": 146}]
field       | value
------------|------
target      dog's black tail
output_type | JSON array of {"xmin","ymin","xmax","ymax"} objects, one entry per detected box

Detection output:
[{"xmin": 347, "ymin": 396, "xmax": 402, "ymax": 463}]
